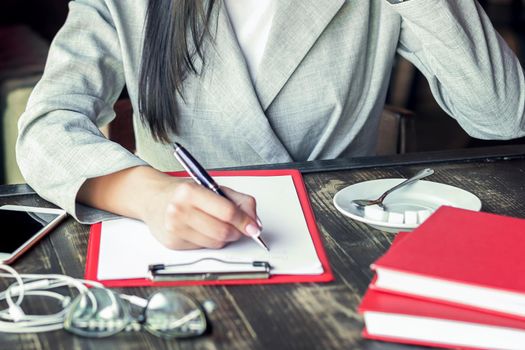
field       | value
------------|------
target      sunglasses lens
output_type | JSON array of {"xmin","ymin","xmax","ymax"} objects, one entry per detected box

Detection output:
[
  {"xmin": 64, "ymin": 288, "xmax": 131, "ymax": 338},
  {"xmin": 143, "ymin": 291, "xmax": 207, "ymax": 338}
]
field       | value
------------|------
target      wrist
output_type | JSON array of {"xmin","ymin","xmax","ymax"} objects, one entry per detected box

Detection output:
[
  {"xmin": 78, "ymin": 165, "xmax": 175, "ymax": 221},
  {"xmin": 129, "ymin": 167, "xmax": 178, "ymax": 222}
]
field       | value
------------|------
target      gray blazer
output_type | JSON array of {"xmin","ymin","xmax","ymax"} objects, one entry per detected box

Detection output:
[{"xmin": 16, "ymin": 0, "xmax": 525, "ymax": 222}]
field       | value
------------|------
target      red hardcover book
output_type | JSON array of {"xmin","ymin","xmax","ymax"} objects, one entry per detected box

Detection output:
[
  {"xmin": 359, "ymin": 289, "xmax": 525, "ymax": 350},
  {"xmin": 372, "ymin": 206, "xmax": 525, "ymax": 320}
]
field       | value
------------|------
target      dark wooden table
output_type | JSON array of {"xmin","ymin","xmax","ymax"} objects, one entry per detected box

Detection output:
[{"xmin": 2, "ymin": 145, "xmax": 525, "ymax": 350}]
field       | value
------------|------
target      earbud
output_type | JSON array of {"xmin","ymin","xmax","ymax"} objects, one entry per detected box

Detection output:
[{"xmin": 8, "ymin": 305, "xmax": 25, "ymax": 322}]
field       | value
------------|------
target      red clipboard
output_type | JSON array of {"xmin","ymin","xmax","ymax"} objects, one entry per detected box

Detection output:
[{"xmin": 84, "ymin": 169, "xmax": 333, "ymax": 287}]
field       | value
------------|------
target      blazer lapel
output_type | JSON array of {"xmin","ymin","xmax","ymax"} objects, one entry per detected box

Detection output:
[
  {"xmin": 255, "ymin": 0, "xmax": 346, "ymax": 110},
  {"xmin": 200, "ymin": 2, "xmax": 294, "ymax": 163}
]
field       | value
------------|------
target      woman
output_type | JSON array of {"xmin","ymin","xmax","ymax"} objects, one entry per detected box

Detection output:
[{"xmin": 16, "ymin": 0, "xmax": 525, "ymax": 249}]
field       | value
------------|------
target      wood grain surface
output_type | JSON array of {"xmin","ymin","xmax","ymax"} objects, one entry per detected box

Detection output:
[{"xmin": 1, "ymin": 149, "xmax": 525, "ymax": 350}]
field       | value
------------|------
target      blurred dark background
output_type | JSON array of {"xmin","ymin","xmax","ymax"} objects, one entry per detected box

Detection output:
[
  {"xmin": 0, "ymin": 0, "xmax": 68, "ymax": 41},
  {"xmin": 0, "ymin": 0, "xmax": 524, "ymax": 184}
]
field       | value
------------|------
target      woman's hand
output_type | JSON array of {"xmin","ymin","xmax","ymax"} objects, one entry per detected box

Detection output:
[
  {"xmin": 77, "ymin": 166, "xmax": 261, "ymax": 250},
  {"xmin": 142, "ymin": 180, "xmax": 261, "ymax": 250}
]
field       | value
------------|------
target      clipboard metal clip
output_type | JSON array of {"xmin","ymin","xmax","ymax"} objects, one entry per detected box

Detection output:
[{"xmin": 147, "ymin": 258, "xmax": 271, "ymax": 282}]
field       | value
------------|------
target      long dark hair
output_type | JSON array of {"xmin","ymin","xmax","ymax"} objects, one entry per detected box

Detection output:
[{"xmin": 138, "ymin": 0, "xmax": 216, "ymax": 143}]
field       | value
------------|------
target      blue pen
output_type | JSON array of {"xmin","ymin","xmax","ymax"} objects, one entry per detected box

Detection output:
[{"xmin": 172, "ymin": 142, "xmax": 269, "ymax": 251}]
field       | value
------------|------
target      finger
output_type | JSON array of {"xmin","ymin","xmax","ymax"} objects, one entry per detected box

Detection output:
[
  {"xmin": 166, "ymin": 203, "xmax": 243, "ymax": 242},
  {"xmin": 221, "ymin": 187, "xmax": 259, "ymax": 221},
  {"xmin": 150, "ymin": 227, "xmax": 201, "ymax": 250},
  {"xmin": 156, "ymin": 223, "xmax": 227, "ymax": 250},
  {"xmin": 171, "ymin": 224, "xmax": 230, "ymax": 249},
  {"xmin": 173, "ymin": 183, "xmax": 260, "ymax": 237}
]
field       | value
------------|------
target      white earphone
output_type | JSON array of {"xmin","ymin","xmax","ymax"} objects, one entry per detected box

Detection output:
[{"xmin": 0, "ymin": 264, "xmax": 103, "ymax": 333}]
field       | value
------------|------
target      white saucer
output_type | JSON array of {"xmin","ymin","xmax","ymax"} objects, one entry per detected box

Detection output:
[{"xmin": 333, "ymin": 179, "xmax": 482, "ymax": 233}]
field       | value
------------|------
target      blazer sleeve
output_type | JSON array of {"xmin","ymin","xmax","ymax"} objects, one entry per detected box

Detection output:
[
  {"xmin": 390, "ymin": 0, "xmax": 525, "ymax": 140},
  {"xmin": 16, "ymin": 0, "xmax": 148, "ymax": 223}
]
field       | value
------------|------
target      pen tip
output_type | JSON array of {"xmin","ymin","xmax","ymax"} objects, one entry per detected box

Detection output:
[{"xmin": 257, "ymin": 237, "xmax": 270, "ymax": 252}]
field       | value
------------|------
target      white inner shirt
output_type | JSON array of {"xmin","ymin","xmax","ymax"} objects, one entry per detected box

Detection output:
[{"xmin": 224, "ymin": 0, "xmax": 277, "ymax": 81}]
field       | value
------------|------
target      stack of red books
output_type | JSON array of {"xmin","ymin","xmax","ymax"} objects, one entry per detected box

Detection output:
[{"xmin": 359, "ymin": 206, "xmax": 525, "ymax": 349}]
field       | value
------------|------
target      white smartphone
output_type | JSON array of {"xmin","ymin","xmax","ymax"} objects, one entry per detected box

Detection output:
[{"xmin": 0, "ymin": 205, "xmax": 67, "ymax": 264}]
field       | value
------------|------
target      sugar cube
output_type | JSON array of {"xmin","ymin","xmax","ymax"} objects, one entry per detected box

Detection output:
[
  {"xmin": 404, "ymin": 210, "xmax": 418, "ymax": 225},
  {"xmin": 364, "ymin": 204, "xmax": 388, "ymax": 222},
  {"xmin": 417, "ymin": 209, "xmax": 432, "ymax": 223},
  {"xmin": 387, "ymin": 211, "xmax": 404, "ymax": 224}
]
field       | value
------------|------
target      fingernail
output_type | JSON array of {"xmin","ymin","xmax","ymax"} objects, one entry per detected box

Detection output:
[
  {"xmin": 256, "ymin": 216, "xmax": 263, "ymax": 229},
  {"xmin": 245, "ymin": 223, "xmax": 261, "ymax": 237}
]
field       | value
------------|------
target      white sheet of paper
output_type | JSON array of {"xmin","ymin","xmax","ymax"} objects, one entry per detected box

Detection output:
[{"xmin": 97, "ymin": 175, "xmax": 324, "ymax": 280}]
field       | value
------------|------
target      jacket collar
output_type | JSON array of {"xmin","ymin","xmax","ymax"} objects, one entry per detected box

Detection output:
[
  {"xmin": 255, "ymin": 0, "xmax": 346, "ymax": 110},
  {"xmin": 198, "ymin": 0, "xmax": 344, "ymax": 163}
]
